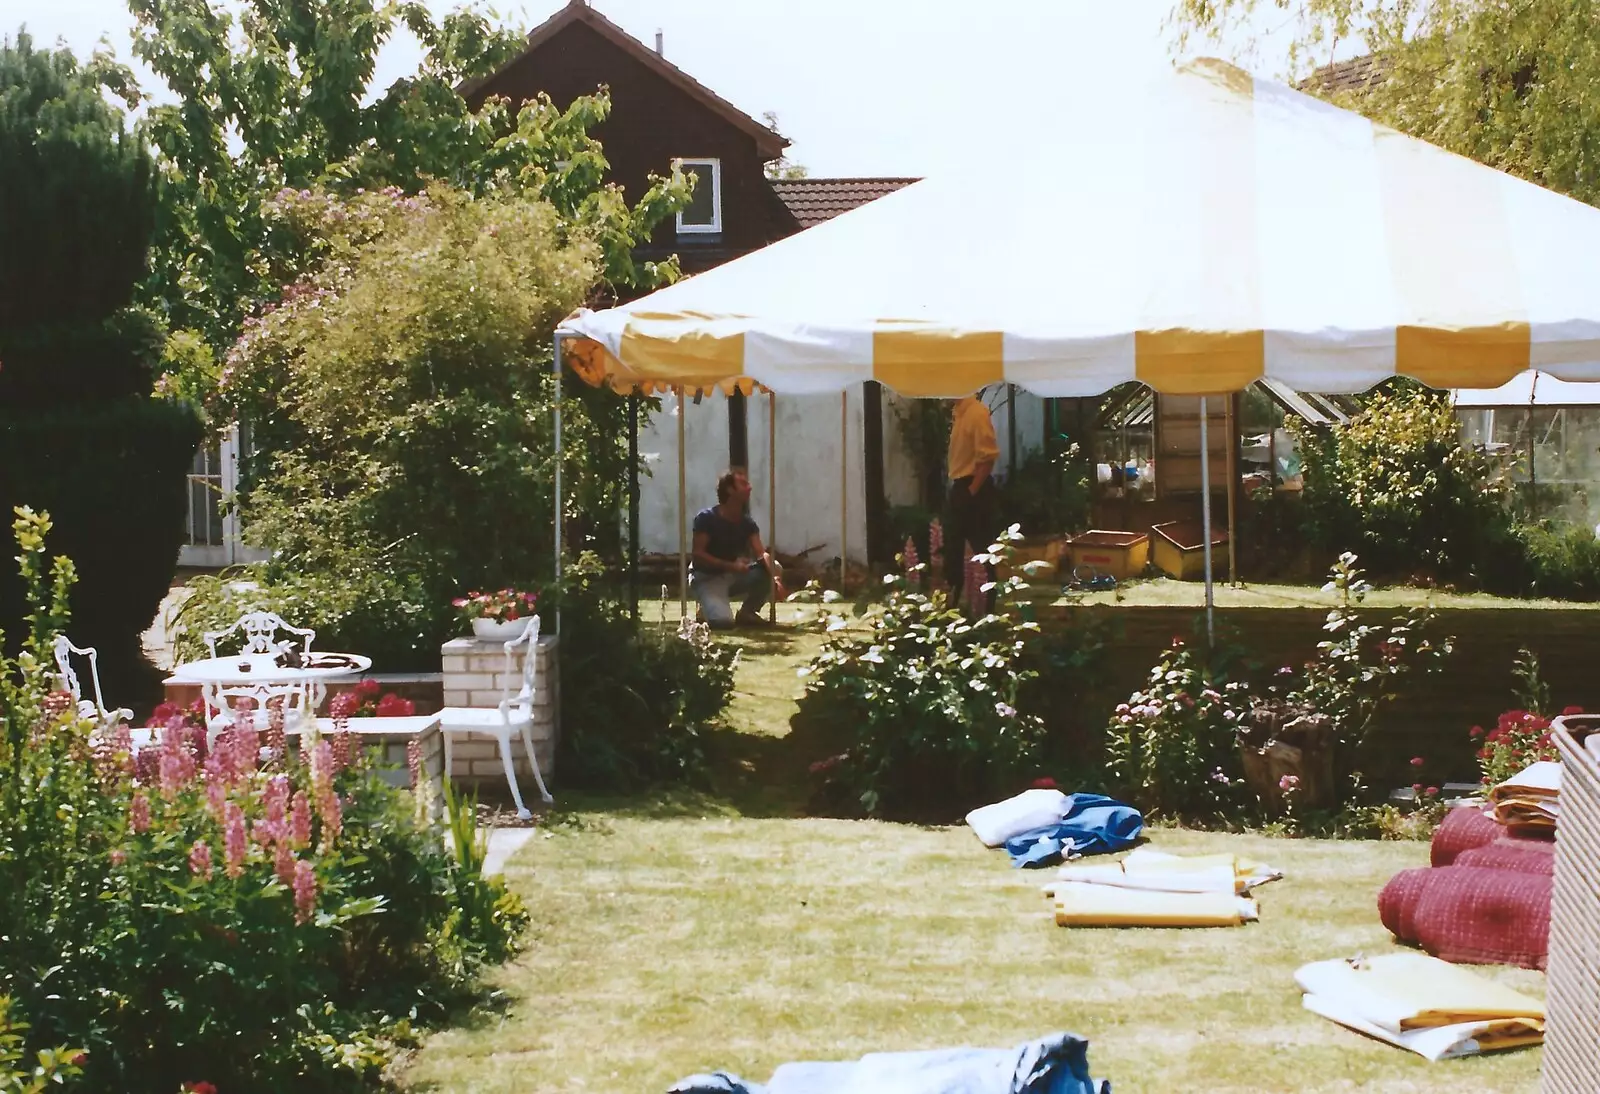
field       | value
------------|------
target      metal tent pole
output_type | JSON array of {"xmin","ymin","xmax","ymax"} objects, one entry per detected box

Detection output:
[
  {"xmin": 768, "ymin": 390, "xmax": 777, "ymax": 623},
  {"xmin": 1199, "ymin": 395, "xmax": 1215, "ymax": 646},
  {"xmin": 840, "ymin": 390, "xmax": 848, "ymax": 590},
  {"xmin": 628, "ymin": 391, "xmax": 640, "ymax": 623},
  {"xmin": 1225, "ymin": 393, "xmax": 1238, "ymax": 587},
  {"xmin": 1007, "ymin": 383, "xmax": 1018, "ymax": 480},
  {"xmin": 553, "ymin": 334, "xmax": 564, "ymax": 637},
  {"xmin": 677, "ymin": 386, "xmax": 688, "ymax": 621}
]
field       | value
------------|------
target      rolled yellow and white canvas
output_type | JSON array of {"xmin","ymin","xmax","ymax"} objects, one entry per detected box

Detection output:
[{"xmin": 1053, "ymin": 882, "xmax": 1257, "ymax": 927}]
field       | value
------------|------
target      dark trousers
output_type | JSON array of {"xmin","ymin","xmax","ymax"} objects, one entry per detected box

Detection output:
[{"xmin": 945, "ymin": 476, "xmax": 999, "ymax": 605}]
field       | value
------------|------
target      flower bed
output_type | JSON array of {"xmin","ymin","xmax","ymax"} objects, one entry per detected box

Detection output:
[{"xmin": 1, "ymin": 509, "xmax": 525, "ymax": 1092}]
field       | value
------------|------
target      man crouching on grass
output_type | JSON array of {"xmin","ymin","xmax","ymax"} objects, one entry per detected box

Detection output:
[{"xmin": 690, "ymin": 467, "xmax": 784, "ymax": 629}]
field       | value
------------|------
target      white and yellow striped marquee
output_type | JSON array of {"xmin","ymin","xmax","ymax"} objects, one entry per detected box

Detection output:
[{"xmin": 562, "ymin": 58, "xmax": 1600, "ymax": 399}]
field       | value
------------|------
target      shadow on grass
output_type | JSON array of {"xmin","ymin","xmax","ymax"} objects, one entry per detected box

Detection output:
[{"xmin": 720, "ymin": 626, "xmax": 805, "ymax": 658}]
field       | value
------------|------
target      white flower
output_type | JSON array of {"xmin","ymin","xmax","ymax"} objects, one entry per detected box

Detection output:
[{"xmin": 994, "ymin": 702, "xmax": 1017, "ymax": 718}]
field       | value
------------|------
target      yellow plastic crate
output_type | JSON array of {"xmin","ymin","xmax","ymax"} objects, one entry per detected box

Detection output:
[
  {"xmin": 1150, "ymin": 520, "xmax": 1228, "ymax": 581},
  {"xmin": 1064, "ymin": 530, "xmax": 1150, "ymax": 580}
]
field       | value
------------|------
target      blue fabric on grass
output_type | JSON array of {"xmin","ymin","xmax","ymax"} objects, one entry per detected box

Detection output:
[
  {"xmin": 1002, "ymin": 794, "xmax": 1143, "ymax": 868},
  {"xmin": 667, "ymin": 1031, "xmax": 1110, "ymax": 1094}
]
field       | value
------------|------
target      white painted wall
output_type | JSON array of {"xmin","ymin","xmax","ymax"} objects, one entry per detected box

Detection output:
[
  {"xmin": 634, "ymin": 385, "xmax": 1050, "ymax": 563},
  {"xmin": 636, "ymin": 388, "xmax": 869, "ymax": 563}
]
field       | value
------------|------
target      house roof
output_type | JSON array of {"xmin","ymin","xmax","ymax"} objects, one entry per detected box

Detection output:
[
  {"xmin": 1305, "ymin": 54, "xmax": 1388, "ymax": 96},
  {"xmin": 768, "ymin": 177, "xmax": 921, "ymax": 229},
  {"xmin": 460, "ymin": 0, "xmax": 788, "ymax": 161}
]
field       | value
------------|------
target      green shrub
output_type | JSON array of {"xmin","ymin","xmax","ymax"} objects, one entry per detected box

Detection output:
[
  {"xmin": 556, "ymin": 559, "xmax": 738, "ymax": 791},
  {"xmin": 173, "ymin": 561, "xmax": 443, "ymax": 673},
  {"xmin": 0, "ymin": 33, "xmax": 197, "ymax": 706},
  {"xmin": 1296, "ymin": 385, "xmax": 1511, "ymax": 583},
  {"xmin": 0, "ymin": 997, "xmax": 82, "ymax": 1093},
  {"xmin": 1508, "ymin": 521, "xmax": 1600, "ymax": 600},
  {"xmin": 1104, "ymin": 554, "xmax": 1452, "ymax": 821},
  {"xmin": 1000, "ymin": 442, "xmax": 1091, "ymax": 537},
  {"xmin": 797, "ymin": 567, "xmax": 1049, "ymax": 819},
  {"xmin": 218, "ymin": 185, "xmax": 641, "ymax": 635},
  {"xmin": 0, "ymin": 308, "xmax": 165, "ymax": 406},
  {"xmin": 0, "ymin": 32, "xmax": 153, "ymax": 336},
  {"xmin": 1, "ymin": 509, "xmax": 525, "ymax": 1092},
  {"xmin": 0, "ymin": 398, "xmax": 202, "ymax": 698}
]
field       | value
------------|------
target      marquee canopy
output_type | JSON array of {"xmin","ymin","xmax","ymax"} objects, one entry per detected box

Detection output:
[
  {"xmin": 1454, "ymin": 370, "xmax": 1600, "ymax": 409},
  {"xmin": 561, "ymin": 58, "xmax": 1600, "ymax": 399}
]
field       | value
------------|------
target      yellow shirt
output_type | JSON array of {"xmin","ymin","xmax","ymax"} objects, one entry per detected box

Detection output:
[{"xmin": 947, "ymin": 396, "xmax": 1000, "ymax": 481}]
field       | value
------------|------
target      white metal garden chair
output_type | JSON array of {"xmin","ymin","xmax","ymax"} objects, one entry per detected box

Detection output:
[
  {"xmin": 438, "ymin": 617, "xmax": 553, "ymax": 819},
  {"xmin": 200, "ymin": 680, "xmax": 315, "ymax": 748},
  {"xmin": 200, "ymin": 611, "xmax": 318, "ymax": 744},
  {"xmin": 52, "ymin": 635, "xmax": 146, "ymax": 747},
  {"xmin": 203, "ymin": 610, "xmax": 316, "ymax": 659}
]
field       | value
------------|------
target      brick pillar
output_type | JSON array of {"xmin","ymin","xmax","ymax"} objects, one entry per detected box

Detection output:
[{"xmin": 440, "ymin": 635, "xmax": 560, "ymax": 782}]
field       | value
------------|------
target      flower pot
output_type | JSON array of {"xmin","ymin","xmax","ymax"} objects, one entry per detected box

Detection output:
[
  {"xmin": 472, "ymin": 617, "xmax": 535, "ymax": 641},
  {"xmin": 1240, "ymin": 703, "xmax": 1337, "ymax": 811}
]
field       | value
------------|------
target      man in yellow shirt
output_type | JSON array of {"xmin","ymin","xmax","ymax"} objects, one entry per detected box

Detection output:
[{"xmin": 945, "ymin": 391, "xmax": 1001, "ymax": 604}]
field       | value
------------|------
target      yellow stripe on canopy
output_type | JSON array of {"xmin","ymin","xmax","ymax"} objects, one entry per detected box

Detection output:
[
  {"xmin": 565, "ymin": 329, "xmax": 761, "ymax": 397},
  {"xmin": 1134, "ymin": 59, "xmax": 1263, "ymax": 394},
  {"xmin": 1395, "ymin": 324, "xmax": 1530, "ymax": 388},
  {"xmin": 618, "ymin": 311, "xmax": 747, "ymax": 392},
  {"xmin": 1135, "ymin": 330, "xmax": 1265, "ymax": 394},
  {"xmin": 872, "ymin": 326, "xmax": 1004, "ymax": 396}
]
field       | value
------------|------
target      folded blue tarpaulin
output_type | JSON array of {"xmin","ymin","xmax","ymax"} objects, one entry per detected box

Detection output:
[
  {"xmin": 667, "ymin": 1031, "xmax": 1110, "ymax": 1094},
  {"xmin": 1002, "ymin": 794, "xmax": 1143, "ymax": 869}
]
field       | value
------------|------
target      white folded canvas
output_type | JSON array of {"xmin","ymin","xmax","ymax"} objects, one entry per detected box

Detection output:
[
  {"xmin": 965, "ymin": 788, "xmax": 1068, "ymax": 848},
  {"xmin": 1301, "ymin": 994, "xmax": 1518, "ymax": 1062},
  {"xmin": 1295, "ymin": 954, "xmax": 1544, "ymax": 1060}
]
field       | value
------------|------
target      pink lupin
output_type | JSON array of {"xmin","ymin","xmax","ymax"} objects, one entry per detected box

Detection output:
[
  {"xmin": 224, "ymin": 802, "xmax": 247, "ymax": 879},
  {"xmin": 292, "ymin": 859, "xmax": 317, "ymax": 925},
  {"xmin": 189, "ymin": 839, "xmax": 214, "ymax": 880}
]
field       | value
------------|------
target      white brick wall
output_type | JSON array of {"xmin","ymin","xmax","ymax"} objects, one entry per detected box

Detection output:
[{"xmin": 439, "ymin": 635, "xmax": 559, "ymax": 784}]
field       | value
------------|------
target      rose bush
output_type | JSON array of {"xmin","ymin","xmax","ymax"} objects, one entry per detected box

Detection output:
[
  {"xmin": 1102, "ymin": 635, "xmax": 1254, "ymax": 820},
  {"xmin": 1106, "ymin": 553, "xmax": 1451, "ymax": 822}
]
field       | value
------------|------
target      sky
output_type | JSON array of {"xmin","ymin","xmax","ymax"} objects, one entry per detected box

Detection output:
[{"xmin": 6, "ymin": 0, "xmax": 1293, "ymax": 177}]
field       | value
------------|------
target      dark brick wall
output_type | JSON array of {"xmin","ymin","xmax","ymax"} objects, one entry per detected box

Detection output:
[{"xmin": 1040, "ymin": 604, "xmax": 1600, "ymax": 787}]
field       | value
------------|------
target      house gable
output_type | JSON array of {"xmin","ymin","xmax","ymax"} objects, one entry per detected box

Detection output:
[{"xmin": 463, "ymin": 1, "xmax": 797, "ymax": 269}]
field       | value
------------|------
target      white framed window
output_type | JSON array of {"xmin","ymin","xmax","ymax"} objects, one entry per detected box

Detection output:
[{"xmin": 673, "ymin": 157, "xmax": 722, "ymax": 234}]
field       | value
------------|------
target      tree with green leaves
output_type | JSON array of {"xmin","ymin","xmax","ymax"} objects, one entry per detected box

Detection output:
[
  {"xmin": 1170, "ymin": 1, "xmax": 1600, "ymax": 207},
  {"xmin": 182, "ymin": 184, "xmax": 623, "ymax": 667},
  {"xmin": 128, "ymin": 0, "xmax": 686, "ymax": 349},
  {"xmin": 0, "ymin": 29, "xmax": 157, "ymax": 403},
  {"xmin": 0, "ymin": 30, "xmax": 202, "ymax": 696}
]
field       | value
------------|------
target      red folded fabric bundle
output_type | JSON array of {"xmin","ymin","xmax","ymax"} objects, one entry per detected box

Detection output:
[
  {"xmin": 1379, "ymin": 805, "xmax": 1556, "ymax": 970},
  {"xmin": 1429, "ymin": 805, "xmax": 1504, "ymax": 866},
  {"xmin": 1454, "ymin": 839, "xmax": 1556, "ymax": 877},
  {"xmin": 1380, "ymin": 865, "xmax": 1552, "ymax": 970}
]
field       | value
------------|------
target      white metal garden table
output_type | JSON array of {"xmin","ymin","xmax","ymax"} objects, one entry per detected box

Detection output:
[{"xmin": 170, "ymin": 651, "xmax": 372, "ymax": 739}]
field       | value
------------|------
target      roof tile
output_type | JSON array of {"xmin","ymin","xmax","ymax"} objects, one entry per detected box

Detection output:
[{"xmin": 769, "ymin": 177, "xmax": 921, "ymax": 229}]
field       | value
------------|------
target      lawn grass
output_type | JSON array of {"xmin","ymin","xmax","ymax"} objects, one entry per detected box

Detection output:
[
  {"xmin": 1046, "ymin": 576, "xmax": 1597, "ymax": 612},
  {"xmin": 400, "ymin": 605, "xmax": 1546, "ymax": 1094}
]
